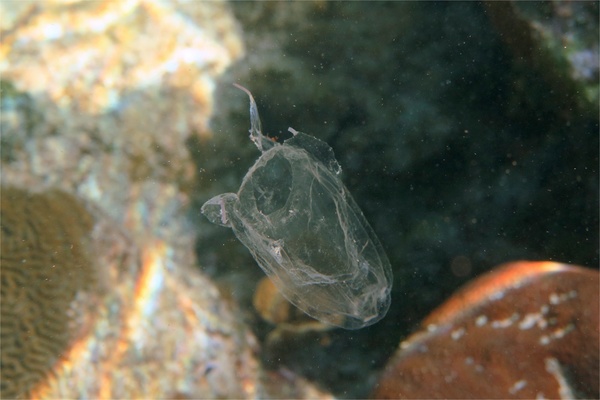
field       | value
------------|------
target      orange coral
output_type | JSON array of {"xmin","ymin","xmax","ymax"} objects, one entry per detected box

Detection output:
[{"xmin": 373, "ymin": 261, "xmax": 599, "ymax": 399}]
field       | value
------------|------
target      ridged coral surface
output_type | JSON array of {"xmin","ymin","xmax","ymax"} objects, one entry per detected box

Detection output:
[{"xmin": 0, "ymin": 188, "xmax": 96, "ymax": 398}]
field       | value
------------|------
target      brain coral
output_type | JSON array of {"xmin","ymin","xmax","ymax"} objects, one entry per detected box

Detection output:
[{"xmin": 0, "ymin": 187, "xmax": 97, "ymax": 399}]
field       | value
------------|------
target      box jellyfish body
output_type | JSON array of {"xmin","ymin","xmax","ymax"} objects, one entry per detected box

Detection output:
[{"xmin": 202, "ymin": 85, "xmax": 392, "ymax": 329}]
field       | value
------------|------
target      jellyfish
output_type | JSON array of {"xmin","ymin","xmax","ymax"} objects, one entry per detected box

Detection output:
[{"xmin": 201, "ymin": 84, "xmax": 392, "ymax": 329}]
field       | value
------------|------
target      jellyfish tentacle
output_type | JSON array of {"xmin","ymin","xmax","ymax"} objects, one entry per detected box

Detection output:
[{"xmin": 233, "ymin": 83, "xmax": 276, "ymax": 153}]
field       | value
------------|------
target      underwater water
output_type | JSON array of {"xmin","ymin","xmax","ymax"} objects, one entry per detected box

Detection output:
[{"xmin": 1, "ymin": 1, "xmax": 598, "ymax": 398}]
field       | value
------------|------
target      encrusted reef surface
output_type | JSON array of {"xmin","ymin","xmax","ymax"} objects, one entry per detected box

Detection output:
[
  {"xmin": 0, "ymin": 187, "xmax": 260, "ymax": 399},
  {"xmin": 1, "ymin": 188, "xmax": 97, "ymax": 398},
  {"xmin": 1, "ymin": 1, "xmax": 597, "ymax": 399},
  {"xmin": 0, "ymin": 1, "xmax": 329, "ymax": 399},
  {"xmin": 373, "ymin": 262, "xmax": 599, "ymax": 398}
]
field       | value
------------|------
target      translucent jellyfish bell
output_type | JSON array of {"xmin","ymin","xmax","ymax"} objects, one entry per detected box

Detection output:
[{"xmin": 201, "ymin": 84, "xmax": 393, "ymax": 329}]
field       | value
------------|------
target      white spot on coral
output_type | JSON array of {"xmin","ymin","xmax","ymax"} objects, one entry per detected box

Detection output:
[
  {"xmin": 549, "ymin": 291, "xmax": 578, "ymax": 305},
  {"xmin": 489, "ymin": 291, "xmax": 504, "ymax": 301},
  {"xmin": 475, "ymin": 315, "xmax": 488, "ymax": 326},
  {"xmin": 519, "ymin": 312, "xmax": 548, "ymax": 330},
  {"xmin": 545, "ymin": 358, "xmax": 575, "ymax": 399},
  {"xmin": 552, "ymin": 324, "xmax": 574, "ymax": 339},
  {"xmin": 554, "ymin": 324, "xmax": 575, "ymax": 339},
  {"xmin": 539, "ymin": 324, "xmax": 575, "ymax": 345},
  {"xmin": 540, "ymin": 335, "xmax": 551, "ymax": 345},
  {"xmin": 491, "ymin": 313, "xmax": 519, "ymax": 329},
  {"xmin": 451, "ymin": 327, "xmax": 466, "ymax": 340},
  {"xmin": 519, "ymin": 313, "xmax": 539, "ymax": 330},
  {"xmin": 444, "ymin": 371, "xmax": 457, "ymax": 383},
  {"xmin": 509, "ymin": 379, "xmax": 527, "ymax": 394}
]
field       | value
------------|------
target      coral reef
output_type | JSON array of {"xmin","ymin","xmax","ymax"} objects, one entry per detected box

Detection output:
[
  {"xmin": 0, "ymin": 0, "xmax": 244, "ymax": 217},
  {"xmin": 0, "ymin": 1, "xmax": 335, "ymax": 397},
  {"xmin": 485, "ymin": 1, "xmax": 599, "ymax": 110},
  {"xmin": 0, "ymin": 187, "xmax": 97, "ymax": 398},
  {"xmin": 373, "ymin": 261, "xmax": 599, "ymax": 399},
  {"xmin": 28, "ymin": 240, "xmax": 262, "ymax": 399}
]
